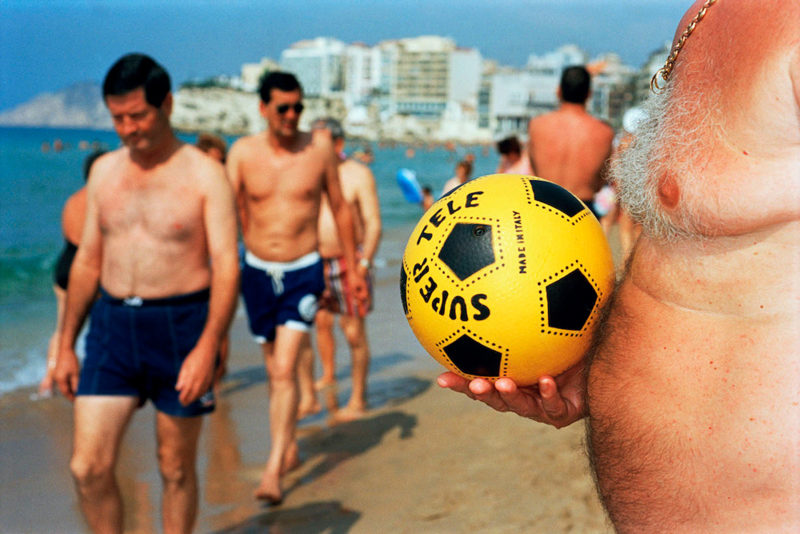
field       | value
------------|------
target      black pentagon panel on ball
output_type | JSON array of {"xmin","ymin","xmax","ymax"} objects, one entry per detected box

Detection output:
[
  {"xmin": 443, "ymin": 334, "xmax": 502, "ymax": 377},
  {"xmin": 545, "ymin": 269, "xmax": 598, "ymax": 330},
  {"xmin": 529, "ymin": 179, "xmax": 586, "ymax": 217},
  {"xmin": 400, "ymin": 265, "xmax": 408, "ymax": 316},
  {"xmin": 438, "ymin": 223, "xmax": 494, "ymax": 281}
]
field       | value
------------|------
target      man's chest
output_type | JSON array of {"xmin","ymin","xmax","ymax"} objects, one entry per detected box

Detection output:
[
  {"xmin": 242, "ymin": 154, "xmax": 326, "ymax": 201},
  {"xmin": 97, "ymin": 180, "xmax": 203, "ymax": 240}
]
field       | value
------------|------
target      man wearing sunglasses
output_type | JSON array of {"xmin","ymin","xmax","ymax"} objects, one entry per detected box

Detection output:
[{"xmin": 226, "ymin": 71, "xmax": 365, "ymax": 505}]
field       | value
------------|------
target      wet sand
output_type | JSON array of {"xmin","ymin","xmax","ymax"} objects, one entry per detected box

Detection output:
[{"xmin": 0, "ymin": 226, "xmax": 618, "ymax": 533}]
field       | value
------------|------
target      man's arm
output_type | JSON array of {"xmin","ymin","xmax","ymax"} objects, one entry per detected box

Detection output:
[
  {"xmin": 352, "ymin": 164, "xmax": 382, "ymax": 310},
  {"xmin": 175, "ymin": 162, "xmax": 240, "ymax": 405},
  {"xmin": 354, "ymin": 164, "xmax": 382, "ymax": 269},
  {"xmin": 225, "ymin": 140, "xmax": 248, "ymax": 238},
  {"xmin": 54, "ymin": 171, "xmax": 103, "ymax": 400},
  {"xmin": 320, "ymin": 139, "xmax": 365, "ymax": 306}
]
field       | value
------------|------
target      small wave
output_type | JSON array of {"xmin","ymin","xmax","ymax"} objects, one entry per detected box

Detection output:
[{"xmin": 0, "ymin": 253, "xmax": 56, "ymax": 304}]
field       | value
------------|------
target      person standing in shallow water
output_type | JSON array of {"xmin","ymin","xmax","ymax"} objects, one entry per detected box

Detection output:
[
  {"xmin": 54, "ymin": 53, "xmax": 240, "ymax": 534},
  {"xmin": 439, "ymin": 1, "xmax": 800, "ymax": 531},
  {"xmin": 226, "ymin": 72, "xmax": 366, "ymax": 504}
]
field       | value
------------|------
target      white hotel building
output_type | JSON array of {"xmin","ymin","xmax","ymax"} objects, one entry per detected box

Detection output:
[{"xmin": 239, "ymin": 37, "xmax": 660, "ymax": 141}]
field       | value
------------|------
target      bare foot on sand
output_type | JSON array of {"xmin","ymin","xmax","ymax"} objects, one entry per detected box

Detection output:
[
  {"xmin": 297, "ymin": 400, "xmax": 321, "ymax": 419},
  {"xmin": 314, "ymin": 378, "xmax": 336, "ymax": 391},
  {"xmin": 254, "ymin": 471, "xmax": 282, "ymax": 505},
  {"xmin": 333, "ymin": 405, "xmax": 367, "ymax": 423}
]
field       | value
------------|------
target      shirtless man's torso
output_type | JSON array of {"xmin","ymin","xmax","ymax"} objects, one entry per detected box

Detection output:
[
  {"xmin": 230, "ymin": 130, "xmax": 332, "ymax": 262},
  {"xmin": 527, "ymin": 66, "xmax": 613, "ymax": 205},
  {"xmin": 440, "ymin": 3, "xmax": 800, "ymax": 531},
  {"xmin": 588, "ymin": 2, "xmax": 800, "ymax": 530}
]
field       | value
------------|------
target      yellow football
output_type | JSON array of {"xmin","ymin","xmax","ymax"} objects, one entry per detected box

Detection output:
[{"xmin": 400, "ymin": 173, "xmax": 615, "ymax": 385}]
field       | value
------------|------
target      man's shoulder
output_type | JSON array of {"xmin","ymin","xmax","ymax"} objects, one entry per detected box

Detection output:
[
  {"xmin": 177, "ymin": 143, "xmax": 221, "ymax": 168},
  {"xmin": 341, "ymin": 158, "xmax": 373, "ymax": 180},
  {"xmin": 589, "ymin": 116, "xmax": 615, "ymax": 140},
  {"xmin": 169, "ymin": 144, "xmax": 226, "ymax": 189},
  {"xmin": 229, "ymin": 133, "xmax": 262, "ymax": 153},
  {"xmin": 528, "ymin": 111, "xmax": 560, "ymax": 133},
  {"xmin": 86, "ymin": 147, "xmax": 125, "ymax": 185},
  {"xmin": 341, "ymin": 159, "xmax": 376, "ymax": 197}
]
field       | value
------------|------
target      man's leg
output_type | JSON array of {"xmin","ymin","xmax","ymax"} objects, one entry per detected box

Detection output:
[
  {"xmin": 155, "ymin": 412, "xmax": 203, "ymax": 534},
  {"xmin": 70, "ymin": 396, "xmax": 139, "ymax": 534},
  {"xmin": 314, "ymin": 308, "xmax": 337, "ymax": 389},
  {"xmin": 296, "ymin": 335, "xmax": 320, "ymax": 418},
  {"xmin": 336, "ymin": 315, "xmax": 370, "ymax": 421},
  {"xmin": 256, "ymin": 326, "xmax": 306, "ymax": 503}
]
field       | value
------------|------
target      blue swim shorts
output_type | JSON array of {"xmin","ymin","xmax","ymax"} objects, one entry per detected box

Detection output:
[
  {"xmin": 77, "ymin": 288, "xmax": 216, "ymax": 417},
  {"xmin": 240, "ymin": 250, "xmax": 325, "ymax": 344}
]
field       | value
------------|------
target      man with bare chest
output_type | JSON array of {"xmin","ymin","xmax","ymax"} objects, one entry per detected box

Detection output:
[
  {"xmin": 527, "ymin": 65, "xmax": 613, "ymax": 218},
  {"xmin": 439, "ymin": 1, "xmax": 800, "ymax": 531},
  {"xmin": 54, "ymin": 54, "xmax": 240, "ymax": 534},
  {"xmin": 226, "ymin": 72, "xmax": 365, "ymax": 504}
]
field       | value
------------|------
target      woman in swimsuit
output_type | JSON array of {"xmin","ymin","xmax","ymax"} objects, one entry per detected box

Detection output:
[{"xmin": 40, "ymin": 150, "xmax": 106, "ymax": 395}]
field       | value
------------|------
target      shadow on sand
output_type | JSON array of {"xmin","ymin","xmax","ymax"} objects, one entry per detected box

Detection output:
[
  {"xmin": 212, "ymin": 500, "xmax": 360, "ymax": 533},
  {"xmin": 209, "ymin": 366, "xmax": 430, "ymax": 533}
]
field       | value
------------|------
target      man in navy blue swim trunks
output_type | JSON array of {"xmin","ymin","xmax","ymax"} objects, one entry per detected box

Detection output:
[
  {"xmin": 226, "ymin": 72, "xmax": 366, "ymax": 504},
  {"xmin": 54, "ymin": 54, "xmax": 240, "ymax": 534}
]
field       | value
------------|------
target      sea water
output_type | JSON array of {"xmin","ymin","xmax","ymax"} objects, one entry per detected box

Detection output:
[{"xmin": 0, "ymin": 126, "xmax": 499, "ymax": 395}]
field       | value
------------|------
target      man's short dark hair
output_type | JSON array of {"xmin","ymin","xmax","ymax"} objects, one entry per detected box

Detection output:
[
  {"xmin": 560, "ymin": 66, "xmax": 591, "ymax": 104},
  {"xmin": 102, "ymin": 53, "xmax": 171, "ymax": 108},
  {"xmin": 497, "ymin": 136, "xmax": 521, "ymax": 156},
  {"xmin": 259, "ymin": 71, "xmax": 303, "ymax": 104}
]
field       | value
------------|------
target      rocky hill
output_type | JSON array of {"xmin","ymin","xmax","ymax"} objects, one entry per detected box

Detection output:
[
  {"xmin": 0, "ymin": 83, "xmax": 491, "ymax": 142},
  {"xmin": 0, "ymin": 83, "xmax": 263, "ymax": 135},
  {"xmin": 171, "ymin": 87, "xmax": 262, "ymax": 135},
  {"xmin": 0, "ymin": 82, "xmax": 112, "ymax": 129}
]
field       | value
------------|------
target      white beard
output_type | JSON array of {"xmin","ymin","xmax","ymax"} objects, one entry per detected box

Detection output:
[{"xmin": 612, "ymin": 84, "xmax": 713, "ymax": 242}]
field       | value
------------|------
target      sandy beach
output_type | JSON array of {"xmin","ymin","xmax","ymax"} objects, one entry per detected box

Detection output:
[{"xmin": 0, "ymin": 226, "xmax": 618, "ymax": 533}]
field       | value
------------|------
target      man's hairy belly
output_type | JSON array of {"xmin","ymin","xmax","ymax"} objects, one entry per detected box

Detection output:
[{"xmin": 586, "ymin": 242, "xmax": 800, "ymax": 532}]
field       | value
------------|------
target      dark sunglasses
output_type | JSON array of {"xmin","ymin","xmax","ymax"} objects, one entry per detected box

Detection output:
[{"xmin": 276, "ymin": 102, "xmax": 304, "ymax": 115}]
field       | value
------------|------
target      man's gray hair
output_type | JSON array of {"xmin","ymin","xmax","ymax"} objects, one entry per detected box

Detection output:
[{"xmin": 311, "ymin": 117, "xmax": 344, "ymax": 140}]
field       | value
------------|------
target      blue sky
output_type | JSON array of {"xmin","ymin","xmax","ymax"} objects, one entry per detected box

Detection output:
[{"xmin": 1, "ymin": 0, "xmax": 691, "ymax": 112}]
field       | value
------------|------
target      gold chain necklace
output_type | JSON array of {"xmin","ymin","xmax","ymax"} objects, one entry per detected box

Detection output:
[{"xmin": 651, "ymin": 0, "xmax": 718, "ymax": 92}]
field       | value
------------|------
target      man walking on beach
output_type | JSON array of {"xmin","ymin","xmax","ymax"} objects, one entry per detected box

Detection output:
[
  {"xmin": 226, "ymin": 72, "xmax": 365, "ymax": 504},
  {"xmin": 54, "ymin": 53, "xmax": 240, "ymax": 534},
  {"xmin": 526, "ymin": 65, "xmax": 613, "ymax": 217},
  {"xmin": 440, "ymin": 1, "xmax": 800, "ymax": 531},
  {"xmin": 298, "ymin": 117, "xmax": 382, "ymax": 422}
]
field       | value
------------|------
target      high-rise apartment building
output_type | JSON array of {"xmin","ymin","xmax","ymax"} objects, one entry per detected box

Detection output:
[{"xmin": 280, "ymin": 37, "xmax": 346, "ymax": 97}]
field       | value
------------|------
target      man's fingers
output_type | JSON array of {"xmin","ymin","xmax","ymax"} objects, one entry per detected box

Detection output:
[
  {"xmin": 56, "ymin": 375, "xmax": 75, "ymax": 401},
  {"xmin": 69, "ymin": 374, "xmax": 79, "ymax": 400},
  {"xmin": 437, "ymin": 372, "xmax": 470, "ymax": 393},
  {"xmin": 537, "ymin": 377, "xmax": 568, "ymax": 419},
  {"xmin": 467, "ymin": 378, "xmax": 511, "ymax": 412}
]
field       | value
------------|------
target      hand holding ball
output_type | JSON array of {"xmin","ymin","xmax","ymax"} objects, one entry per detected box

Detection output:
[{"xmin": 400, "ymin": 174, "xmax": 614, "ymax": 385}]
